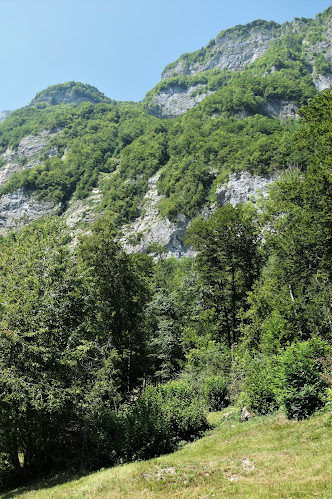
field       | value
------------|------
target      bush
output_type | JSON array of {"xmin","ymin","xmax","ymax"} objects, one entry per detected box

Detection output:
[
  {"xmin": 241, "ymin": 355, "xmax": 280, "ymax": 415},
  {"xmin": 202, "ymin": 376, "xmax": 229, "ymax": 411},
  {"xmin": 121, "ymin": 381, "xmax": 209, "ymax": 462},
  {"xmin": 278, "ymin": 339, "xmax": 331, "ymax": 420},
  {"xmin": 160, "ymin": 380, "xmax": 209, "ymax": 441},
  {"xmin": 121, "ymin": 387, "xmax": 175, "ymax": 461}
]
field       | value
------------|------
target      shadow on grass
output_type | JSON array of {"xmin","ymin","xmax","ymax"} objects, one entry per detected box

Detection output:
[{"xmin": 1, "ymin": 469, "xmax": 96, "ymax": 498}]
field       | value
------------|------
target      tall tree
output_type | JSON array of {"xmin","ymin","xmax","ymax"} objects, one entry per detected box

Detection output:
[
  {"xmin": 243, "ymin": 90, "xmax": 332, "ymax": 350},
  {"xmin": 77, "ymin": 215, "xmax": 152, "ymax": 393},
  {"xmin": 185, "ymin": 204, "xmax": 261, "ymax": 347}
]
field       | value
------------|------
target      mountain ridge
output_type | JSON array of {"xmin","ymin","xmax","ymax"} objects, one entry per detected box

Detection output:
[{"xmin": 0, "ymin": 7, "xmax": 331, "ymax": 257}]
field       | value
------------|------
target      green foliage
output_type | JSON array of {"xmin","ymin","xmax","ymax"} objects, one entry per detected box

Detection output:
[
  {"xmin": 216, "ymin": 19, "xmax": 281, "ymax": 40},
  {"xmin": 185, "ymin": 204, "xmax": 261, "ymax": 346},
  {"xmin": 32, "ymin": 81, "xmax": 113, "ymax": 105},
  {"xmin": 241, "ymin": 355, "xmax": 279, "ymax": 415},
  {"xmin": 121, "ymin": 381, "xmax": 209, "ymax": 461},
  {"xmin": 120, "ymin": 387, "xmax": 175, "ymax": 461},
  {"xmin": 0, "ymin": 218, "xmax": 120, "ymax": 478},
  {"xmin": 201, "ymin": 376, "xmax": 229, "ymax": 411},
  {"xmin": 314, "ymin": 54, "xmax": 331, "ymax": 76},
  {"xmin": 278, "ymin": 340, "xmax": 331, "ymax": 419},
  {"xmin": 77, "ymin": 215, "xmax": 152, "ymax": 392},
  {"xmin": 159, "ymin": 380, "xmax": 209, "ymax": 441}
]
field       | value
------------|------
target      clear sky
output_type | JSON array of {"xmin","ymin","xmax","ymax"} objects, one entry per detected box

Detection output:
[{"xmin": 0, "ymin": 0, "xmax": 331, "ymax": 111}]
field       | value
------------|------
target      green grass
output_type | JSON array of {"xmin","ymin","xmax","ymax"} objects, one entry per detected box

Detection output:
[{"xmin": 3, "ymin": 409, "xmax": 332, "ymax": 498}]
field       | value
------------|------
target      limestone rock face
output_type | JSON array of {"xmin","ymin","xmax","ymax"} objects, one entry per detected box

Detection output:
[
  {"xmin": 148, "ymin": 14, "xmax": 332, "ymax": 118},
  {"xmin": 263, "ymin": 99, "xmax": 298, "ymax": 118},
  {"xmin": 215, "ymin": 171, "xmax": 278, "ymax": 206},
  {"xmin": 0, "ymin": 111, "xmax": 10, "ymax": 122},
  {"xmin": 31, "ymin": 91, "xmax": 99, "ymax": 107},
  {"xmin": 162, "ymin": 25, "xmax": 280, "ymax": 79},
  {"xmin": 0, "ymin": 130, "xmax": 62, "ymax": 232},
  {"xmin": 149, "ymin": 85, "xmax": 213, "ymax": 119},
  {"xmin": 120, "ymin": 174, "xmax": 194, "ymax": 258},
  {"xmin": 0, "ymin": 130, "xmax": 60, "ymax": 189},
  {"xmin": 0, "ymin": 189, "xmax": 59, "ymax": 232},
  {"xmin": 65, "ymin": 188, "xmax": 102, "ymax": 232},
  {"xmin": 119, "ymin": 170, "xmax": 278, "ymax": 258},
  {"xmin": 314, "ymin": 74, "xmax": 332, "ymax": 90}
]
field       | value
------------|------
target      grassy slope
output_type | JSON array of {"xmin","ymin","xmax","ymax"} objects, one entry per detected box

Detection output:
[{"xmin": 4, "ymin": 410, "xmax": 332, "ymax": 499}]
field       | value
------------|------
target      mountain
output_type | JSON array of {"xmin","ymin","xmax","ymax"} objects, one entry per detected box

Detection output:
[
  {"xmin": 30, "ymin": 81, "xmax": 114, "ymax": 107},
  {"xmin": 0, "ymin": 110, "xmax": 10, "ymax": 122},
  {"xmin": 0, "ymin": 7, "xmax": 331, "ymax": 257},
  {"xmin": 145, "ymin": 9, "xmax": 332, "ymax": 118}
]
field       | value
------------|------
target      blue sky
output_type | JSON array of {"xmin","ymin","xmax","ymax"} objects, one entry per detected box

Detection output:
[{"xmin": 0, "ymin": 0, "xmax": 331, "ymax": 110}]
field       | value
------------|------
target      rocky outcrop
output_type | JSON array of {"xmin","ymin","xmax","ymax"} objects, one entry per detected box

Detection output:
[
  {"xmin": 0, "ymin": 130, "xmax": 62, "ymax": 232},
  {"xmin": 30, "ymin": 82, "xmax": 112, "ymax": 107},
  {"xmin": 0, "ymin": 130, "xmax": 61, "ymax": 189},
  {"xmin": 0, "ymin": 110, "xmax": 10, "ymax": 122},
  {"xmin": 162, "ymin": 24, "xmax": 281, "ymax": 80},
  {"xmin": 215, "ymin": 171, "xmax": 278, "ymax": 206},
  {"xmin": 0, "ymin": 189, "xmax": 59, "ymax": 232},
  {"xmin": 148, "ymin": 12, "xmax": 332, "ymax": 118},
  {"xmin": 66, "ymin": 188, "xmax": 102, "ymax": 232},
  {"xmin": 263, "ymin": 99, "xmax": 298, "ymax": 118},
  {"xmin": 149, "ymin": 85, "xmax": 213, "ymax": 119},
  {"xmin": 314, "ymin": 74, "xmax": 332, "ymax": 90},
  {"xmin": 119, "ymin": 170, "xmax": 278, "ymax": 258},
  {"xmin": 31, "ymin": 91, "xmax": 99, "ymax": 107},
  {"xmin": 120, "ymin": 174, "xmax": 193, "ymax": 258}
]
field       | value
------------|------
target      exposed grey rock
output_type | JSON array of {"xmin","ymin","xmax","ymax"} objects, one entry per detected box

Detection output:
[
  {"xmin": 0, "ymin": 130, "xmax": 61, "ymax": 188},
  {"xmin": 314, "ymin": 74, "xmax": 332, "ymax": 90},
  {"xmin": 66, "ymin": 188, "xmax": 102, "ymax": 231},
  {"xmin": 149, "ymin": 85, "xmax": 213, "ymax": 118},
  {"xmin": 162, "ymin": 25, "xmax": 280, "ymax": 80},
  {"xmin": 263, "ymin": 99, "xmax": 298, "ymax": 118},
  {"xmin": 241, "ymin": 406, "xmax": 254, "ymax": 422},
  {"xmin": 119, "ymin": 170, "xmax": 278, "ymax": 258},
  {"xmin": 151, "ymin": 15, "xmax": 332, "ymax": 118},
  {"xmin": 0, "ymin": 110, "xmax": 10, "ymax": 122},
  {"xmin": 0, "ymin": 161, "xmax": 22, "ymax": 189},
  {"xmin": 0, "ymin": 189, "xmax": 59, "ymax": 232},
  {"xmin": 31, "ymin": 91, "xmax": 99, "ymax": 107},
  {"xmin": 120, "ymin": 174, "xmax": 194, "ymax": 258},
  {"xmin": 216, "ymin": 171, "xmax": 278, "ymax": 206},
  {"xmin": 16, "ymin": 131, "xmax": 54, "ymax": 160}
]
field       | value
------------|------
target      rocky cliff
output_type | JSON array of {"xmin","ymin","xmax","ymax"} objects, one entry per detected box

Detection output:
[
  {"xmin": 0, "ymin": 8, "xmax": 330, "ymax": 257},
  {"xmin": 0, "ymin": 111, "xmax": 10, "ymax": 122},
  {"xmin": 0, "ymin": 131, "xmax": 61, "ymax": 233},
  {"xmin": 146, "ymin": 11, "xmax": 332, "ymax": 118},
  {"xmin": 120, "ymin": 171, "xmax": 277, "ymax": 258}
]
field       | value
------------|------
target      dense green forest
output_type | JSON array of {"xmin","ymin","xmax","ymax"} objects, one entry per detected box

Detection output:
[{"xmin": 0, "ymin": 89, "xmax": 331, "ymax": 488}]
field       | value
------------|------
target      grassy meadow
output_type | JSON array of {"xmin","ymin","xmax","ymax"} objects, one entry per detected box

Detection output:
[{"xmin": 3, "ymin": 409, "xmax": 332, "ymax": 499}]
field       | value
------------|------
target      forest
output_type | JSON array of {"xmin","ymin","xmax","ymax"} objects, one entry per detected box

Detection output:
[{"xmin": 0, "ymin": 88, "xmax": 331, "ymax": 488}]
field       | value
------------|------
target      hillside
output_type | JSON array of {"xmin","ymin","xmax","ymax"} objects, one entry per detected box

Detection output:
[
  {"xmin": 0, "ymin": 6, "xmax": 331, "ymax": 491},
  {"xmin": 4, "ymin": 410, "xmax": 332, "ymax": 498},
  {"xmin": 0, "ymin": 7, "xmax": 330, "ymax": 256}
]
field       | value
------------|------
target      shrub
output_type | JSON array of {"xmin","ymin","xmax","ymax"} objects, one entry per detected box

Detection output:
[
  {"xmin": 121, "ymin": 387, "xmax": 174, "ymax": 461},
  {"xmin": 242, "ymin": 355, "xmax": 279, "ymax": 415},
  {"xmin": 160, "ymin": 380, "xmax": 209, "ymax": 441},
  {"xmin": 278, "ymin": 339, "xmax": 331, "ymax": 420},
  {"xmin": 202, "ymin": 376, "xmax": 229, "ymax": 411},
  {"xmin": 121, "ymin": 381, "xmax": 209, "ymax": 462}
]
